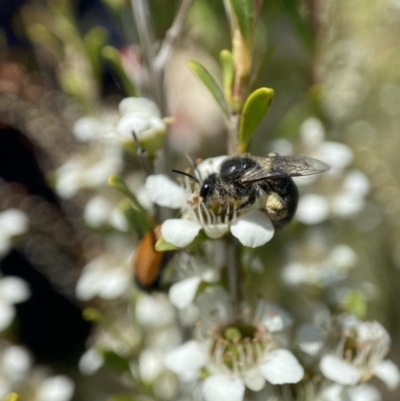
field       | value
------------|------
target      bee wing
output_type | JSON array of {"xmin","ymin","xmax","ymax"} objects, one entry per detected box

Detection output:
[{"xmin": 239, "ymin": 155, "xmax": 331, "ymax": 183}]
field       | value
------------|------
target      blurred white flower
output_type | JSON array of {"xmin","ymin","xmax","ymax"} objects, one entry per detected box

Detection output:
[
  {"xmin": 55, "ymin": 143, "xmax": 123, "ymax": 199},
  {"xmin": 164, "ymin": 291, "xmax": 303, "ymax": 401},
  {"xmin": 0, "ymin": 276, "xmax": 30, "ymax": 330},
  {"xmin": 282, "ymin": 237, "xmax": 358, "ymax": 287},
  {"xmin": 320, "ymin": 383, "xmax": 382, "ymax": 401},
  {"xmin": 293, "ymin": 118, "xmax": 370, "ymax": 224},
  {"xmin": 1, "ymin": 345, "xmax": 32, "ymax": 382},
  {"xmin": 72, "ymin": 115, "xmax": 117, "ymax": 142},
  {"xmin": 145, "ymin": 157, "xmax": 274, "ymax": 248},
  {"xmin": 0, "ymin": 209, "xmax": 28, "ymax": 258},
  {"xmin": 83, "ymin": 195, "xmax": 128, "ymax": 232},
  {"xmin": 135, "ymin": 293, "xmax": 176, "ymax": 327},
  {"xmin": 72, "ymin": 98, "xmax": 166, "ymax": 153},
  {"xmin": 295, "ymin": 169, "xmax": 370, "ymax": 224},
  {"xmin": 75, "ymin": 240, "xmax": 133, "ymax": 301},
  {"xmin": 116, "ymin": 97, "xmax": 166, "ymax": 152},
  {"xmin": 168, "ymin": 253, "xmax": 221, "ymax": 310},
  {"xmin": 320, "ymin": 315, "xmax": 400, "ymax": 389},
  {"xmin": 35, "ymin": 375, "xmax": 74, "ymax": 401}
]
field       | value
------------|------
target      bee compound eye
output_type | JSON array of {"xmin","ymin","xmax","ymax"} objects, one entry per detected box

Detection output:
[{"xmin": 200, "ymin": 174, "xmax": 216, "ymax": 202}]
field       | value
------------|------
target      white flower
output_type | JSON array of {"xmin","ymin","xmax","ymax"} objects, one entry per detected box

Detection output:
[
  {"xmin": 0, "ymin": 209, "xmax": 28, "ymax": 258},
  {"xmin": 55, "ymin": 143, "xmax": 123, "ymax": 199},
  {"xmin": 164, "ymin": 293, "xmax": 303, "ymax": 401},
  {"xmin": 282, "ymin": 233, "xmax": 358, "ymax": 287},
  {"xmin": 1, "ymin": 345, "xmax": 32, "ymax": 381},
  {"xmin": 116, "ymin": 97, "xmax": 166, "ymax": 152},
  {"xmin": 320, "ymin": 315, "xmax": 400, "ymax": 389},
  {"xmin": 0, "ymin": 276, "xmax": 30, "ymax": 330},
  {"xmin": 83, "ymin": 195, "xmax": 128, "ymax": 232},
  {"xmin": 75, "ymin": 240, "xmax": 133, "ymax": 301},
  {"xmin": 299, "ymin": 118, "xmax": 354, "ymax": 177},
  {"xmin": 72, "ymin": 115, "xmax": 117, "ymax": 142},
  {"xmin": 135, "ymin": 293, "xmax": 176, "ymax": 327},
  {"xmin": 145, "ymin": 157, "xmax": 274, "ymax": 248},
  {"xmin": 320, "ymin": 383, "xmax": 382, "ymax": 401},
  {"xmin": 168, "ymin": 253, "xmax": 221, "ymax": 310},
  {"xmin": 35, "ymin": 375, "xmax": 74, "ymax": 401},
  {"xmin": 293, "ymin": 118, "xmax": 370, "ymax": 224}
]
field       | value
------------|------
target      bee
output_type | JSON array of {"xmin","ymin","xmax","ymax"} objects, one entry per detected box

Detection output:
[
  {"xmin": 198, "ymin": 153, "xmax": 330, "ymax": 228},
  {"xmin": 132, "ymin": 225, "xmax": 173, "ymax": 292}
]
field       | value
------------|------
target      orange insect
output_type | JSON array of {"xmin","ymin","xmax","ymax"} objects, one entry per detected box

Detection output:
[{"xmin": 132, "ymin": 226, "xmax": 172, "ymax": 291}]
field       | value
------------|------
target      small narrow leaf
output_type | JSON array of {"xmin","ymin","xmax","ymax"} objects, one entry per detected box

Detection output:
[
  {"xmin": 239, "ymin": 87, "xmax": 274, "ymax": 152},
  {"xmin": 102, "ymin": 46, "xmax": 138, "ymax": 97},
  {"xmin": 220, "ymin": 50, "xmax": 234, "ymax": 105},
  {"xmin": 188, "ymin": 60, "xmax": 229, "ymax": 118},
  {"xmin": 120, "ymin": 199, "xmax": 153, "ymax": 237},
  {"xmin": 108, "ymin": 175, "xmax": 146, "ymax": 214},
  {"xmin": 229, "ymin": 0, "xmax": 255, "ymax": 45},
  {"xmin": 84, "ymin": 26, "xmax": 109, "ymax": 81},
  {"xmin": 155, "ymin": 237, "xmax": 179, "ymax": 252}
]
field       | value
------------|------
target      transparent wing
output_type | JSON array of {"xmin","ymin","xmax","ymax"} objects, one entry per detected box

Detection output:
[{"xmin": 239, "ymin": 155, "xmax": 331, "ymax": 183}]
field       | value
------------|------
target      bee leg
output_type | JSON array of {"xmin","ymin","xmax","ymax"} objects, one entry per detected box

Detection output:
[
  {"xmin": 265, "ymin": 192, "xmax": 288, "ymax": 221},
  {"xmin": 236, "ymin": 188, "xmax": 257, "ymax": 211}
]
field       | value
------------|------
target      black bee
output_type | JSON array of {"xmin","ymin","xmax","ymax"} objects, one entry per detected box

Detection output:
[{"xmin": 198, "ymin": 153, "xmax": 330, "ymax": 228}]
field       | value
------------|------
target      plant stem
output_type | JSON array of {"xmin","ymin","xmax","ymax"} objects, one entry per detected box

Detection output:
[
  {"xmin": 227, "ymin": 237, "xmax": 241, "ymax": 318},
  {"xmin": 131, "ymin": 0, "xmax": 163, "ymax": 109},
  {"xmin": 154, "ymin": 0, "xmax": 194, "ymax": 73},
  {"xmin": 228, "ymin": 113, "xmax": 240, "ymax": 156}
]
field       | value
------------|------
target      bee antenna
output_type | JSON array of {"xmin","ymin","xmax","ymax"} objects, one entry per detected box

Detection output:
[{"xmin": 171, "ymin": 169, "xmax": 200, "ymax": 184}]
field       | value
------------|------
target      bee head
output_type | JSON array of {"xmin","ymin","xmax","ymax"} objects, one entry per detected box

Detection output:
[{"xmin": 200, "ymin": 173, "xmax": 217, "ymax": 204}]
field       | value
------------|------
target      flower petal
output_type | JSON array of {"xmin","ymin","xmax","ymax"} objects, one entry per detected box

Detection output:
[
  {"xmin": 259, "ymin": 349, "xmax": 304, "ymax": 384},
  {"xmin": 373, "ymin": 360, "xmax": 400, "ymax": 390},
  {"xmin": 196, "ymin": 156, "xmax": 228, "ymax": 180},
  {"xmin": 243, "ymin": 368, "xmax": 265, "ymax": 391},
  {"xmin": 295, "ymin": 194, "xmax": 329, "ymax": 225},
  {"xmin": 203, "ymin": 223, "xmax": 229, "ymax": 239},
  {"xmin": 0, "ymin": 209, "xmax": 28, "ymax": 237},
  {"xmin": 297, "ymin": 323, "xmax": 323, "ymax": 356},
  {"xmin": 164, "ymin": 340, "xmax": 206, "ymax": 381},
  {"xmin": 135, "ymin": 294, "xmax": 175, "ymax": 327},
  {"xmin": 169, "ymin": 277, "xmax": 202, "ymax": 309},
  {"xmin": 230, "ymin": 210, "xmax": 274, "ymax": 248},
  {"xmin": 320, "ymin": 355, "xmax": 361, "ymax": 385},
  {"xmin": 119, "ymin": 97, "xmax": 161, "ymax": 117},
  {"xmin": 203, "ymin": 374, "xmax": 245, "ymax": 401},
  {"xmin": 0, "ymin": 276, "xmax": 30, "ymax": 303},
  {"xmin": 36, "ymin": 375, "xmax": 75, "ymax": 401},
  {"xmin": 161, "ymin": 219, "xmax": 201, "ymax": 247},
  {"xmin": 347, "ymin": 384, "xmax": 382, "ymax": 401},
  {"xmin": 145, "ymin": 175, "xmax": 186, "ymax": 208}
]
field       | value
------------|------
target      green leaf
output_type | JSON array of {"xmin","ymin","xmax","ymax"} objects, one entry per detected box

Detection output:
[
  {"xmin": 84, "ymin": 26, "xmax": 109, "ymax": 81},
  {"xmin": 229, "ymin": 0, "xmax": 255, "ymax": 45},
  {"xmin": 220, "ymin": 50, "xmax": 234, "ymax": 105},
  {"xmin": 120, "ymin": 199, "xmax": 153, "ymax": 237},
  {"xmin": 188, "ymin": 60, "xmax": 229, "ymax": 118},
  {"xmin": 342, "ymin": 290, "xmax": 367, "ymax": 319},
  {"xmin": 102, "ymin": 46, "xmax": 138, "ymax": 97},
  {"xmin": 108, "ymin": 175, "xmax": 145, "ymax": 213},
  {"xmin": 102, "ymin": 350, "xmax": 131, "ymax": 373},
  {"xmin": 239, "ymin": 87, "xmax": 274, "ymax": 152},
  {"xmin": 155, "ymin": 237, "xmax": 179, "ymax": 252}
]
